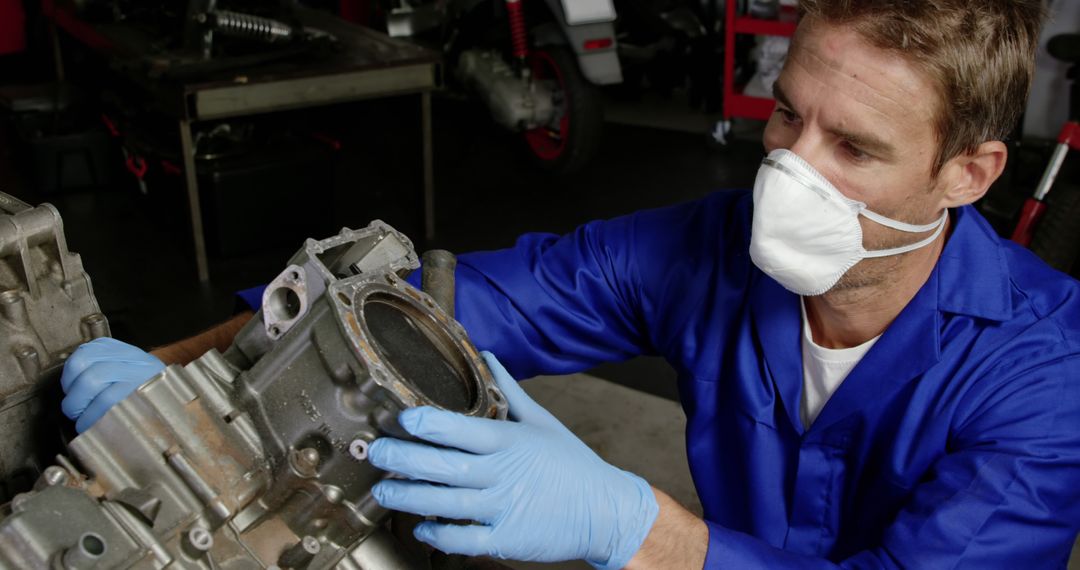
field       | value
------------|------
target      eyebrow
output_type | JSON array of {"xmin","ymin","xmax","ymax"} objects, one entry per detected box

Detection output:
[
  {"xmin": 830, "ymin": 127, "xmax": 897, "ymax": 160},
  {"xmin": 773, "ymin": 82, "xmax": 795, "ymax": 112},
  {"xmin": 772, "ymin": 81, "xmax": 898, "ymax": 161}
]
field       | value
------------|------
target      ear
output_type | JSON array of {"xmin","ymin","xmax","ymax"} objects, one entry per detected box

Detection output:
[{"xmin": 937, "ymin": 141, "xmax": 1008, "ymax": 209}]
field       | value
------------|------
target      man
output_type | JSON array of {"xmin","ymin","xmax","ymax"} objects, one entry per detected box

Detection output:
[{"xmin": 61, "ymin": 0, "xmax": 1080, "ymax": 567}]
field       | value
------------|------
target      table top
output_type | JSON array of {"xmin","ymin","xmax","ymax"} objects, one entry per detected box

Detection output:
[{"xmin": 47, "ymin": 2, "xmax": 441, "ymax": 119}]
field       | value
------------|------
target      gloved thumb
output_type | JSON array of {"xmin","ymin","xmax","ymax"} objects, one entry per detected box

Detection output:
[{"xmin": 480, "ymin": 351, "xmax": 549, "ymax": 425}]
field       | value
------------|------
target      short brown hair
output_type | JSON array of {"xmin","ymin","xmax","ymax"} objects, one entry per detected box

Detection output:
[{"xmin": 798, "ymin": 0, "xmax": 1046, "ymax": 175}]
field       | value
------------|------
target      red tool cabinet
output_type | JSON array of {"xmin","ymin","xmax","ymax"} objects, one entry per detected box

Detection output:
[{"xmin": 721, "ymin": 2, "xmax": 798, "ymax": 123}]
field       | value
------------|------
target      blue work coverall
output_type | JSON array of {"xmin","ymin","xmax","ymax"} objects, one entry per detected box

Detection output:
[
  {"xmin": 423, "ymin": 190, "xmax": 1080, "ymax": 565},
  {"xmin": 242, "ymin": 190, "xmax": 1080, "ymax": 567}
]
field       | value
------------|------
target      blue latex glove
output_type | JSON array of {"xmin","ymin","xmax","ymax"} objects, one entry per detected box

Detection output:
[
  {"xmin": 60, "ymin": 338, "xmax": 165, "ymax": 433},
  {"xmin": 368, "ymin": 352, "xmax": 659, "ymax": 569}
]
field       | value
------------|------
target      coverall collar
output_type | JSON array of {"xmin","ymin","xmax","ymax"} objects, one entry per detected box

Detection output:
[{"xmin": 751, "ymin": 205, "xmax": 1013, "ymax": 436}]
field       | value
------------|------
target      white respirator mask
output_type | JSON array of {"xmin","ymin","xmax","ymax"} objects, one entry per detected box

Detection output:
[{"xmin": 749, "ymin": 149, "xmax": 948, "ymax": 296}]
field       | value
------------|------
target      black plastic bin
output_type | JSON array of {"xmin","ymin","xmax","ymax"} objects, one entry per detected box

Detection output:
[{"xmin": 195, "ymin": 139, "xmax": 337, "ymax": 257}]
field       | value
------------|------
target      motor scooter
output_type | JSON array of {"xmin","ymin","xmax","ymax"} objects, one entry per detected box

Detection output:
[
  {"xmin": 384, "ymin": 0, "xmax": 623, "ymax": 173},
  {"xmin": 1012, "ymin": 33, "xmax": 1080, "ymax": 276}
]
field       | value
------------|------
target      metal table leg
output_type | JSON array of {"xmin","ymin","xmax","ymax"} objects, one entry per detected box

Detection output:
[
  {"xmin": 422, "ymin": 91, "xmax": 435, "ymax": 242},
  {"xmin": 49, "ymin": 22, "xmax": 66, "ymax": 82},
  {"xmin": 179, "ymin": 119, "xmax": 210, "ymax": 282}
]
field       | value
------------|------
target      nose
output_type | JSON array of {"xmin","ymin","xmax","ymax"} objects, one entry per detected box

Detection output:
[
  {"xmin": 762, "ymin": 110, "xmax": 837, "ymax": 183},
  {"xmin": 787, "ymin": 134, "xmax": 828, "ymax": 173},
  {"xmin": 785, "ymin": 131, "xmax": 846, "ymax": 189}
]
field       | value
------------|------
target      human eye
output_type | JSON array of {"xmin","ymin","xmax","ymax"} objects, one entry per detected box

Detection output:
[
  {"xmin": 841, "ymin": 140, "xmax": 871, "ymax": 163},
  {"xmin": 775, "ymin": 106, "xmax": 801, "ymax": 126}
]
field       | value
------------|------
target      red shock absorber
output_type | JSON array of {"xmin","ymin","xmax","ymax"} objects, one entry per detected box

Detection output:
[{"xmin": 505, "ymin": 0, "xmax": 529, "ymax": 60}]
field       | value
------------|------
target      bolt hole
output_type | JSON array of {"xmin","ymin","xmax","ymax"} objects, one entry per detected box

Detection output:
[
  {"xmin": 270, "ymin": 326, "xmax": 281, "ymax": 337},
  {"xmin": 489, "ymin": 389, "xmax": 502, "ymax": 402},
  {"xmin": 338, "ymin": 292, "xmax": 352, "ymax": 306},
  {"xmin": 289, "ymin": 270, "xmax": 301, "ymax": 281},
  {"xmin": 81, "ymin": 533, "xmax": 106, "ymax": 557},
  {"xmin": 188, "ymin": 528, "xmax": 213, "ymax": 551},
  {"xmin": 349, "ymin": 439, "xmax": 369, "ymax": 461}
]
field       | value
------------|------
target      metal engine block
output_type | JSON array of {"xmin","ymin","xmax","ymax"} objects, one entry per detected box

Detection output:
[
  {"xmin": 0, "ymin": 193, "xmax": 508, "ymax": 569},
  {"xmin": 0, "ymin": 193, "xmax": 110, "ymax": 504},
  {"xmin": 456, "ymin": 50, "xmax": 558, "ymax": 131}
]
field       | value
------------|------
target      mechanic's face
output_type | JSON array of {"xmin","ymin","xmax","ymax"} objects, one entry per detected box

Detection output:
[{"xmin": 763, "ymin": 18, "xmax": 959, "ymax": 291}]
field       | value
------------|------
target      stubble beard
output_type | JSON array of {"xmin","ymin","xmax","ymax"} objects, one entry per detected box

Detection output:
[{"xmin": 824, "ymin": 198, "xmax": 939, "ymax": 298}]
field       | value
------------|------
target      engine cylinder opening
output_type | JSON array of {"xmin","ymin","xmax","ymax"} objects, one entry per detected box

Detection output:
[
  {"xmin": 268, "ymin": 287, "xmax": 302, "ymax": 322},
  {"xmin": 361, "ymin": 294, "xmax": 478, "ymax": 412}
]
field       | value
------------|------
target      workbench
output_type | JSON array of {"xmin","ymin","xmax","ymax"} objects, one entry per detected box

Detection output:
[{"xmin": 45, "ymin": 2, "xmax": 440, "ymax": 282}]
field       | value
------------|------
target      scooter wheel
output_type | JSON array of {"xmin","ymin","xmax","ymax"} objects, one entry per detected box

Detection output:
[{"xmin": 524, "ymin": 47, "xmax": 603, "ymax": 175}]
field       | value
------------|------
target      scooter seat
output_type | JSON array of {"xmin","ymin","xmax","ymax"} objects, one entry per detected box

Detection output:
[{"xmin": 1048, "ymin": 34, "xmax": 1080, "ymax": 64}]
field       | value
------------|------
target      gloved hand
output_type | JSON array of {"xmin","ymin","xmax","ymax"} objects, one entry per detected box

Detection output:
[
  {"xmin": 368, "ymin": 352, "xmax": 659, "ymax": 569},
  {"xmin": 60, "ymin": 338, "xmax": 165, "ymax": 433}
]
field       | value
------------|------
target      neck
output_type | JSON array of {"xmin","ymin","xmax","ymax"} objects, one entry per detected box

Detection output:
[{"xmin": 804, "ymin": 215, "xmax": 951, "ymax": 349}]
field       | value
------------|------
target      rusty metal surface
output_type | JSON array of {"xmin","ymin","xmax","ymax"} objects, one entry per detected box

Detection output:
[
  {"xmin": 0, "ymin": 217, "xmax": 506, "ymax": 569},
  {"xmin": 0, "ymin": 192, "xmax": 110, "ymax": 504}
]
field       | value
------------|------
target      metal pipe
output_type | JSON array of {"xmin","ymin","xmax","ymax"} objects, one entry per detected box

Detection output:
[
  {"xmin": 421, "ymin": 250, "xmax": 457, "ymax": 319},
  {"xmin": 179, "ymin": 120, "xmax": 210, "ymax": 283},
  {"xmin": 1034, "ymin": 141, "xmax": 1070, "ymax": 201},
  {"xmin": 60, "ymin": 532, "xmax": 106, "ymax": 569}
]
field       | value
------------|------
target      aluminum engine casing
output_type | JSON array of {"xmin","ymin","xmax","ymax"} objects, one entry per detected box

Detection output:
[
  {"xmin": 0, "ymin": 193, "xmax": 110, "ymax": 504},
  {"xmin": 0, "ymin": 219, "xmax": 507, "ymax": 569}
]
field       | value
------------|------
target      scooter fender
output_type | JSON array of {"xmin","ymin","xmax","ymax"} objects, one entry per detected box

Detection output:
[{"xmin": 532, "ymin": 0, "xmax": 623, "ymax": 85}]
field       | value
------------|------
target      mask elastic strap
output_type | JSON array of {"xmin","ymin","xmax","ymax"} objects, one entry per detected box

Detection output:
[
  {"xmin": 861, "ymin": 210, "xmax": 949, "ymax": 259},
  {"xmin": 861, "ymin": 208, "xmax": 946, "ymax": 233}
]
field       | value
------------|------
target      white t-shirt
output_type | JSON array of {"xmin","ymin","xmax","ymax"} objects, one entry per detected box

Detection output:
[{"xmin": 800, "ymin": 299, "xmax": 881, "ymax": 429}]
